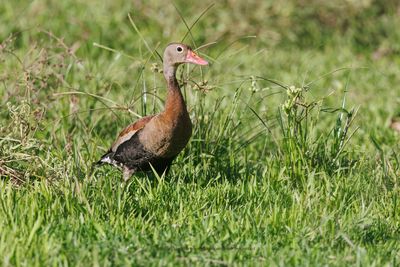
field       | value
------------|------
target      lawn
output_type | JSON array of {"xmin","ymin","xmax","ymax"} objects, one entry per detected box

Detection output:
[{"xmin": 1, "ymin": 1, "xmax": 400, "ymax": 266}]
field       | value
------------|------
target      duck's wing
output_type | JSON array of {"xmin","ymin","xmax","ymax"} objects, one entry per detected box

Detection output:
[{"xmin": 97, "ymin": 115, "xmax": 155, "ymax": 165}]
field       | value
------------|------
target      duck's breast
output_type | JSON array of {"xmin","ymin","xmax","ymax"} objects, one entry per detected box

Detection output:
[{"xmin": 139, "ymin": 112, "xmax": 192, "ymax": 158}]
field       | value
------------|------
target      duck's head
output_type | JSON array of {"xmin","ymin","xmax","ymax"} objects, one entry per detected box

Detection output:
[{"xmin": 163, "ymin": 43, "xmax": 208, "ymax": 67}]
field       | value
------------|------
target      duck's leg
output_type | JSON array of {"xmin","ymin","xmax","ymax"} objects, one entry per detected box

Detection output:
[
  {"xmin": 153, "ymin": 156, "xmax": 175, "ymax": 177},
  {"xmin": 122, "ymin": 166, "xmax": 134, "ymax": 181}
]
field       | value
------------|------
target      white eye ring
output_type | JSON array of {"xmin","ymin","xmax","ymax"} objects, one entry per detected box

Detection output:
[{"xmin": 176, "ymin": 46, "xmax": 183, "ymax": 53}]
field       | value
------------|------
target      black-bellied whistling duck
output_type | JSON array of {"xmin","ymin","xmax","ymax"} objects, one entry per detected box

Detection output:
[{"xmin": 96, "ymin": 43, "xmax": 208, "ymax": 180}]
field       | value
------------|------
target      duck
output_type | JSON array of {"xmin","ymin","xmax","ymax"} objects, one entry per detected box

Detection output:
[{"xmin": 95, "ymin": 43, "xmax": 208, "ymax": 181}]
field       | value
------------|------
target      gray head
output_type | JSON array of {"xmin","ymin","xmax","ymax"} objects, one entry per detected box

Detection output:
[{"xmin": 163, "ymin": 43, "xmax": 208, "ymax": 68}]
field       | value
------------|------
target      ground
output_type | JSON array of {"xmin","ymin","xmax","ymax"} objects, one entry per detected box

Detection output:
[{"xmin": 0, "ymin": 1, "xmax": 399, "ymax": 266}]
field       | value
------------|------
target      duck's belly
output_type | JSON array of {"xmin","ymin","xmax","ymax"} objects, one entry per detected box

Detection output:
[{"xmin": 112, "ymin": 132, "xmax": 176, "ymax": 175}]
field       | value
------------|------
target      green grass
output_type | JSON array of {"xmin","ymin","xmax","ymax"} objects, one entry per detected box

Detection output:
[{"xmin": 1, "ymin": 0, "xmax": 400, "ymax": 266}]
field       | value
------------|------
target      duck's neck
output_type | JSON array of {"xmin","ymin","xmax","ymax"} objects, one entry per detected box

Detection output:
[{"xmin": 163, "ymin": 64, "xmax": 187, "ymax": 118}]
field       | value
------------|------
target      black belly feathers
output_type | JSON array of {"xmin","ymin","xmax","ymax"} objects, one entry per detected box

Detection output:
[{"xmin": 97, "ymin": 129, "xmax": 175, "ymax": 176}]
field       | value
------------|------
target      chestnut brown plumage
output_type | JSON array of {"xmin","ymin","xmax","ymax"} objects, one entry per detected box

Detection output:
[{"xmin": 96, "ymin": 43, "xmax": 208, "ymax": 180}]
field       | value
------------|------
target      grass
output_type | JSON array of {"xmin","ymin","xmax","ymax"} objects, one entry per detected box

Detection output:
[{"xmin": 1, "ymin": 0, "xmax": 400, "ymax": 266}]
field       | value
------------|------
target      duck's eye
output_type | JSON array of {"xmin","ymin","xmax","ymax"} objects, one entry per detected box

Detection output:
[{"xmin": 176, "ymin": 46, "xmax": 183, "ymax": 53}]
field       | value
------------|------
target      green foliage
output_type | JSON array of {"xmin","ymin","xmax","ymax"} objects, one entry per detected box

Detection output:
[{"xmin": 1, "ymin": 0, "xmax": 400, "ymax": 266}]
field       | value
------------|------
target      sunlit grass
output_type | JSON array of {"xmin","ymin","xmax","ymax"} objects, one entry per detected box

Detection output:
[{"xmin": 1, "ymin": 1, "xmax": 400, "ymax": 266}]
